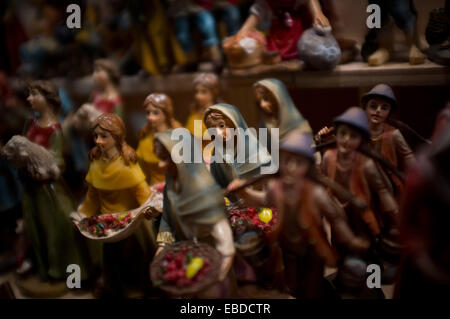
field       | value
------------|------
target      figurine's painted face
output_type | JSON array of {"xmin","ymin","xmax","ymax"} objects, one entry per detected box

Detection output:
[
  {"xmin": 279, "ymin": 151, "xmax": 311, "ymax": 185},
  {"xmin": 195, "ymin": 84, "xmax": 214, "ymax": 110},
  {"xmin": 93, "ymin": 67, "xmax": 109, "ymax": 88},
  {"xmin": 255, "ymin": 86, "xmax": 278, "ymax": 117},
  {"xmin": 154, "ymin": 139, "xmax": 177, "ymax": 177},
  {"xmin": 205, "ymin": 112, "xmax": 236, "ymax": 145},
  {"xmin": 146, "ymin": 103, "xmax": 167, "ymax": 132},
  {"xmin": 365, "ymin": 97, "xmax": 391, "ymax": 125},
  {"xmin": 27, "ymin": 88, "xmax": 47, "ymax": 113},
  {"xmin": 336, "ymin": 124, "xmax": 362, "ymax": 155},
  {"xmin": 93, "ymin": 126, "xmax": 117, "ymax": 157}
]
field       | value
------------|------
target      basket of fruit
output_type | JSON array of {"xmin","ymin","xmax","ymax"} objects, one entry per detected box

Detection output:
[
  {"xmin": 150, "ymin": 241, "xmax": 222, "ymax": 297},
  {"xmin": 228, "ymin": 206, "xmax": 281, "ymax": 243},
  {"xmin": 71, "ymin": 185, "xmax": 164, "ymax": 243}
]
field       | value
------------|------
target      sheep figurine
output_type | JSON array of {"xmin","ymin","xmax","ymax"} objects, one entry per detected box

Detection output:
[{"xmin": 2, "ymin": 135, "xmax": 61, "ymax": 181}]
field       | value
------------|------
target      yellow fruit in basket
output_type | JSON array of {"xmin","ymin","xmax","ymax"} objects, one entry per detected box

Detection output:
[
  {"xmin": 118, "ymin": 213, "xmax": 128, "ymax": 221},
  {"xmin": 224, "ymin": 197, "xmax": 230, "ymax": 206},
  {"xmin": 186, "ymin": 257, "xmax": 204, "ymax": 279},
  {"xmin": 258, "ymin": 208, "xmax": 273, "ymax": 224}
]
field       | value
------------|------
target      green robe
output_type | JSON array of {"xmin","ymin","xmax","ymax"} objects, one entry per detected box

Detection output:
[{"xmin": 21, "ymin": 121, "xmax": 97, "ymax": 281}]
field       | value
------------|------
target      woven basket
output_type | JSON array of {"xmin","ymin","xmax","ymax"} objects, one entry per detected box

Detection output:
[
  {"xmin": 223, "ymin": 34, "xmax": 264, "ymax": 69},
  {"xmin": 150, "ymin": 241, "xmax": 221, "ymax": 297}
]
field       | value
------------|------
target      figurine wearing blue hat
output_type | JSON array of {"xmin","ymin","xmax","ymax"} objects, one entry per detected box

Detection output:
[
  {"xmin": 227, "ymin": 130, "xmax": 369, "ymax": 299},
  {"xmin": 320, "ymin": 107, "xmax": 399, "ymax": 297},
  {"xmin": 362, "ymin": 84, "xmax": 415, "ymax": 199}
]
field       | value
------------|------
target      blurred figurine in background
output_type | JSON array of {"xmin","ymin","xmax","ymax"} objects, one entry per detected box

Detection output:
[
  {"xmin": 167, "ymin": 0, "xmax": 223, "ymax": 72},
  {"xmin": 212, "ymin": 0, "xmax": 242, "ymax": 37},
  {"xmin": 89, "ymin": 59, "xmax": 124, "ymax": 118},
  {"xmin": 64, "ymin": 59, "xmax": 123, "ymax": 136},
  {"xmin": 2, "ymin": 81, "xmax": 95, "ymax": 296},
  {"xmin": 253, "ymin": 78, "xmax": 312, "ymax": 153},
  {"xmin": 227, "ymin": 131, "xmax": 369, "ymax": 298},
  {"xmin": 153, "ymin": 130, "xmax": 237, "ymax": 297},
  {"xmin": 362, "ymin": 0, "xmax": 426, "ymax": 66},
  {"xmin": 78, "ymin": 113, "xmax": 157, "ymax": 298},
  {"xmin": 185, "ymin": 73, "xmax": 221, "ymax": 144},
  {"xmin": 394, "ymin": 103, "xmax": 450, "ymax": 298},
  {"xmin": 320, "ymin": 107, "xmax": 398, "ymax": 298},
  {"xmin": 235, "ymin": 0, "xmax": 331, "ymax": 61},
  {"xmin": 0, "ymin": 74, "xmax": 27, "ymax": 273},
  {"xmin": 137, "ymin": 93, "xmax": 182, "ymax": 186},
  {"xmin": 425, "ymin": 0, "xmax": 450, "ymax": 66}
]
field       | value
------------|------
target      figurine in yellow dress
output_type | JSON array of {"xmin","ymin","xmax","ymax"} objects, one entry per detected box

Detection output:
[
  {"xmin": 185, "ymin": 73, "xmax": 221, "ymax": 142},
  {"xmin": 78, "ymin": 113, "xmax": 157, "ymax": 298},
  {"xmin": 136, "ymin": 93, "xmax": 181, "ymax": 186}
]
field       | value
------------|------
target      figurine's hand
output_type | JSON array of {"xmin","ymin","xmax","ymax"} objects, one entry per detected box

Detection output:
[
  {"xmin": 155, "ymin": 246, "xmax": 165, "ymax": 257},
  {"xmin": 349, "ymin": 237, "xmax": 371, "ymax": 253},
  {"xmin": 218, "ymin": 256, "xmax": 233, "ymax": 282},
  {"xmin": 143, "ymin": 206, "xmax": 160, "ymax": 220},
  {"xmin": 226, "ymin": 178, "xmax": 248, "ymax": 195},
  {"xmin": 314, "ymin": 13, "xmax": 331, "ymax": 28},
  {"xmin": 318, "ymin": 126, "xmax": 332, "ymax": 136}
]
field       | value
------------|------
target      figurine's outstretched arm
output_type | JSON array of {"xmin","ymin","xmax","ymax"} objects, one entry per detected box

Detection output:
[
  {"xmin": 226, "ymin": 178, "xmax": 271, "ymax": 207},
  {"xmin": 308, "ymin": 0, "xmax": 331, "ymax": 28},
  {"xmin": 315, "ymin": 187, "xmax": 370, "ymax": 253},
  {"xmin": 364, "ymin": 159, "xmax": 399, "ymax": 223},
  {"xmin": 211, "ymin": 217, "xmax": 235, "ymax": 281},
  {"xmin": 236, "ymin": 0, "xmax": 269, "ymax": 39}
]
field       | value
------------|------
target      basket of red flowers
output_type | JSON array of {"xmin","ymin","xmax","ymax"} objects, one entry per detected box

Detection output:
[
  {"xmin": 227, "ymin": 205, "xmax": 281, "ymax": 243},
  {"xmin": 71, "ymin": 185, "xmax": 164, "ymax": 243},
  {"xmin": 150, "ymin": 241, "xmax": 222, "ymax": 297}
]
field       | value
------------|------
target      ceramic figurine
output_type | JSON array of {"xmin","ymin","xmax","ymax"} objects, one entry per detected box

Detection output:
[
  {"xmin": 185, "ymin": 73, "xmax": 221, "ymax": 142},
  {"xmin": 89, "ymin": 59, "xmax": 124, "ymax": 117},
  {"xmin": 65, "ymin": 59, "xmax": 124, "ymax": 134},
  {"xmin": 253, "ymin": 78, "xmax": 313, "ymax": 153},
  {"xmin": 124, "ymin": 0, "xmax": 188, "ymax": 75},
  {"xmin": 167, "ymin": 0, "xmax": 223, "ymax": 71},
  {"xmin": 136, "ymin": 93, "xmax": 182, "ymax": 186},
  {"xmin": 361, "ymin": 0, "xmax": 426, "ymax": 66},
  {"xmin": 320, "ymin": 107, "xmax": 399, "ymax": 298},
  {"xmin": 425, "ymin": 0, "xmax": 450, "ymax": 66},
  {"xmin": 227, "ymin": 131, "xmax": 369, "ymax": 298},
  {"xmin": 213, "ymin": 0, "xmax": 242, "ymax": 37},
  {"xmin": 78, "ymin": 113, "xmax": 157, "ymax": 298},
  {"xmin": 203, "ymin": 103, "xmax": 272, "ymax": 191},
  {"xmin": 361, "ymin": 84, "xmax": 415, "ymax": 196},
  {"xmin": 318, "ymin": 84, "xmax": 416, "ymax": 199},
  {"xmin": 2, "ymin": 81, "xmax": 95, "ymax": 296},
  {"xmin": 153, "ymin": 130, "xmax": 236, "ymax": 297},
  {"xmin": 235, "ymin": 0, "xmax": 331, "ymax": 61},
  {"xmin": 394, "ymin": 106, "xmax": 450, "ymax": 298}
]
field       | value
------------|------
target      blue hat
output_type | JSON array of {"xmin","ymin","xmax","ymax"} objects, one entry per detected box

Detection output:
[
  {"xmin": 279, "ymin": 130, "xmax": 315, "ymax": 161},
  {"xmin": 334, "ymin": 107, "xmax": 371, "ymax": 140},
  {"xmin": 361, "ymin": 84, "xmax": 397, "ymax": 110}
]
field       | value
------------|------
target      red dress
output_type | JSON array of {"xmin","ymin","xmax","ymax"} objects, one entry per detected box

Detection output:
[
  {"xmin": 26, "ymin": 117, "xmax": 61, "ymax": 149},
  {"xmin": 266, "ymin": 0, "xmax": 307, "ymax": 60},
  {"xmin": 92, "ymin": 91, "xmax": 122, "ymax": 114}
]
